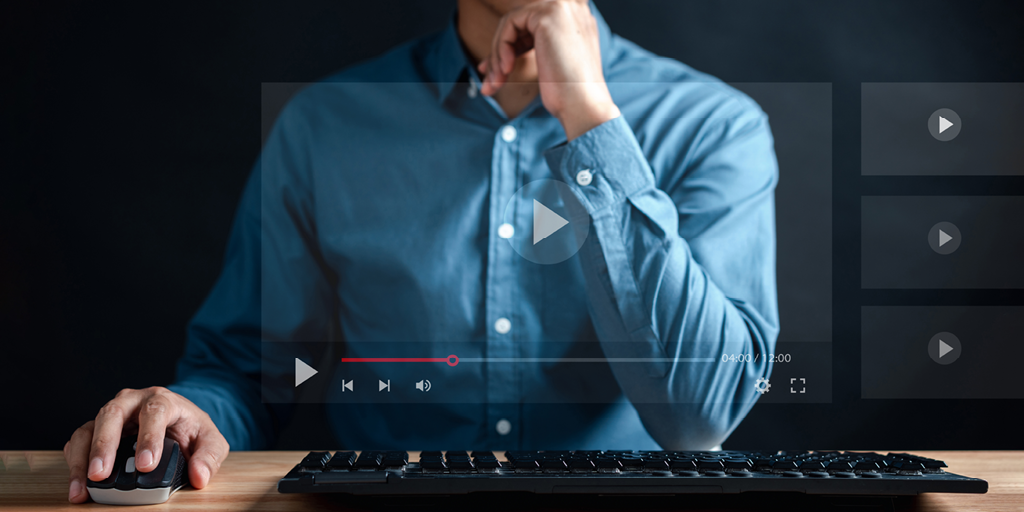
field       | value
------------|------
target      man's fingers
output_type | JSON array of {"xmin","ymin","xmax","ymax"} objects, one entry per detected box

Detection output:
[
  {"xmin": 134, "ymin": 390, "xmax": 178, "ymax": 472},
  {"xmin": 495, "ymin": 13, "xmax": 525, "ymax": 76},
  {"xmin": 186, "ymin": 425, "xmax": 230, "ymax": 490},
  {"xmin": 65, "ymin": 422, "xmax": 95, "ymax": 503},
  {"xmin": 87, "ymin": 390, "xmax": 142, "ymax": 481},
  {"xmin": 484, "ymin": 5, "xmax": 542, "ymax": 95}
]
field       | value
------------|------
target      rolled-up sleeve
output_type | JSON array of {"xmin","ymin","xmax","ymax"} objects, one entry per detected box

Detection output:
[{"xmin": 544, "ymin": 110, "xmax": 779, "ymax": 449}]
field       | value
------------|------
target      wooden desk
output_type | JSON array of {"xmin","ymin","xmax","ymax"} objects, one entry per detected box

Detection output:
[{"xmin": 1, "ymin": 451, "xmax": 1020, "ymax": 511}]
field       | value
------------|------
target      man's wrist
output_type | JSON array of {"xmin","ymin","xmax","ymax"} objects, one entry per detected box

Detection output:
[{"xmin": 557, "ymin": 95, "xmax": 622, "ymax": 142}]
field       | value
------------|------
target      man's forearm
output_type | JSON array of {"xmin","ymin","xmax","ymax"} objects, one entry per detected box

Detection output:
[{"xmin": 545, "ymin": 114, "xmax": 779, "ymax": 449}]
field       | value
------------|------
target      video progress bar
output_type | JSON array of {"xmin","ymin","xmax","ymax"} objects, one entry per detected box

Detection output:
[
  {"xmin": 340, "ymin": 356, "xmax": 715, "ymax": 365},
  {"xmin": 457, "ymin": 358, "xmax": 715, "ymax": 363}
]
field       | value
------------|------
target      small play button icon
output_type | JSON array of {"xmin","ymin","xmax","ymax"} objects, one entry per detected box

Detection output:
[
  {"xmin": 929, "ymin": 108, "xmax": 961, "ymax": 141},
  {"xmin": 928, "ymin": 332, "xmax": 961, "ymax": 365},
  {"xmin": 938, "ymin": 229, "xmax": 952, "ymax": 247},
  {"xmin": 928, "ymin": 221, "xmax": 961, "ymax": 255},
  {"xmin": 295, "ymin": 358, "xmax": 318, "ymax": 387},
  {"xmin": 938, "ymin": 340, "xmax": 953, "ymax": 358},
  {"xmin": 938, "ymin": 116, "xmax": 953, "ymax": 134}
]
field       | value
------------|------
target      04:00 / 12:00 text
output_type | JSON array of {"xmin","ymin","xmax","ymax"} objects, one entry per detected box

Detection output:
[{"xmin": 721, "ymin": 353, "xmax": 791, "ymax": 363}]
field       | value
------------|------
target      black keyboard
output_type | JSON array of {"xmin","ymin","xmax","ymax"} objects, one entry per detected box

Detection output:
[{"xmin": 278, "ymin": 450, "xmax": 987, "ymax": 496}]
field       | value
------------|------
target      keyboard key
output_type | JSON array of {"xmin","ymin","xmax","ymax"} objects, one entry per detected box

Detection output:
[
  {"xmin": 420, "ymin": 451, "xmax": 443, "ymax": 459},
  {"xmin": 643, "ymin": 459, "xmax": 670, "ymax": 470},
  {"xmin": 326, "ymin": 451, "xmax": 356, "ymax": 469},
  {"xmin": 724, "ymin": 459, "xmax": 753, "ymax": 470},
  {"xmin": 504, "ymin": 451, "xmax": 530, "ymax": 461},
  {"xmin": 825, "ymin": 460, "xmax": 854, "ymax": 471},
  {"xmin": 419, "ymin": 459, "xmax": 448, "ymax": 471},
  {"xmin": 800, "ymin": 460, "xmax": 826, "ymax": 471},
  {"xmin": 474, "ymin": 459, "xmax": 502, "ymax": 470},
  {"xmin": 299, "ymin": 451, "xmax": 331, "ymax": 469},
  {"xmin": 697, "ymin": 459, "xmax": 725, "ymax": 470},
  {"xmin": 541, "ymin": 459, "xmax": 568, "ymax": 471},
  {"xmin": 355, "ymin": 452, "xmax": 383, "ymax": 469},
  {"xmin": 893, "ymin": 461, "xmax": 926, "ymax": 472}
]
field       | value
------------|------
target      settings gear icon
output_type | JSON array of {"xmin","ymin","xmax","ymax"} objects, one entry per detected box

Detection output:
[{"xmin": 754, "ymin": 377, "xmax": 771, "ymax": 395}]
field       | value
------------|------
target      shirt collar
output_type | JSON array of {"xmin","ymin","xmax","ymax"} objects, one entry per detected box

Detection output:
[{"xmin": 429, "ymin": 1, "xmax": 614, "ymax": 104}]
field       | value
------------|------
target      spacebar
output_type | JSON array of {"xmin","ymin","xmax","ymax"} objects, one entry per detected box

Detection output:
[{"xmin": 315, "ymin": 472, "xmax": 389, "ymax": 484}]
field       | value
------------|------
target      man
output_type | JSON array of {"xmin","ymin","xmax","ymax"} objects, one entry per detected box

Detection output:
[{"xmin": 64, "ymin": 0, "xmax": 778, "ymax": 503}]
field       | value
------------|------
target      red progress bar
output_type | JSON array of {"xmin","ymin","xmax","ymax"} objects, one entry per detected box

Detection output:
[{"xmin": 342, "ymin": 354, "xmax": 459, "ymax": 367}]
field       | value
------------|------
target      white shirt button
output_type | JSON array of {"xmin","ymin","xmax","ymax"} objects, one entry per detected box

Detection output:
[
  {"xmin": 576, "ymin": 169, "xmax": 593, "ymax": 186},
  {"xmin": 498, "ymin": 223, "xmax": 515, "ymax": 239},
  {"xmin": 467, "ymin": 78, "xmax": 479, "ymax": 99},
  {"xmin": 496, "ymin": 419, "xmax": 512, "ymax": 435},
  {"xmin": 494, "ymin": 317, "xmax": 511, "ymax": 334},
  {"xmin": 500, "ymin": 125, "xmax": 518, "ymax": 143}
]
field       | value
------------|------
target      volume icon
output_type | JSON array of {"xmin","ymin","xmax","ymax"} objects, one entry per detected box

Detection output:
[{"xmin": 415, "ymin": 379, "xmax": 431, "ymax": 392}]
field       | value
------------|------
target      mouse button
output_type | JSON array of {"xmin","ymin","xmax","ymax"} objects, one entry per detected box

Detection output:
[
  {"xmin": 114, "ymin": 453, "xmax": 139, "ymax": 491},
  {"xmin": 86, "ymin": 471, "xmax": 118, "ymax": 489},
  {"xmin": 87, "ymin": 441, "xmax": 133, "ymax": 490},
  {"xmin": 137, "ymin": 440, "xmax": 180, "ymax": 489}
]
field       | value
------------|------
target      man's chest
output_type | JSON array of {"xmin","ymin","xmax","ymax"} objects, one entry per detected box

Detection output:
[{"xmin": 302, "ymin": 111, "xmax": 592, "ymax": 342}]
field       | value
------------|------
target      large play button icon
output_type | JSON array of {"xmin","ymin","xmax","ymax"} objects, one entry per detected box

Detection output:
[
  {"xmin": 295, "ymin": 358, "xmax": 318, "ymax": 387},
  {"xmin": 928, "ymin": 108, "xmax": 961, "ymax": 141},
  {"xmin": 938, "ymin": 340, "xmax": 953, "ymax": 358},
  {"xmin": 928, "ymin": 221, "xmax": 961, "ymax": 255},
  {"xmin": 533, "ymin": 199, "xmax": 569, "ymax": 244},
  {"xmin": 938, "ymin": 116, "xmax": 954, "ymax": 134},
  {"xmin": 928, "ymin": 332, "xmax": 961, "ymax": 365},
  {"xmin": 504, "ymin": 179, "xmax": 590, "ymax": 264}
]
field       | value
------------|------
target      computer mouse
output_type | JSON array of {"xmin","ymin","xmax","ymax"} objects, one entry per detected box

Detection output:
[{"xmin": 86, "ymin": 437, "xmax": 187, "ymax": 505}]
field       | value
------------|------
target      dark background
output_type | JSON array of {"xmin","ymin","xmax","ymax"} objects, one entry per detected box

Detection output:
[{"xmin": 4, "ymin": 0, "xmax": 1024, "ymax": 450}]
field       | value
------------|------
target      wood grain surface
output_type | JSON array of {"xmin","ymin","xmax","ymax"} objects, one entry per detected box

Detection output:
[{"xmin": 0, "ymin": 451, "xmax": 1020, "ymax": 511}]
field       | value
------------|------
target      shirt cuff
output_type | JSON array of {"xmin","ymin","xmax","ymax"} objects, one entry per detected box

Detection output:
[{"xmin": 543, "ymin": 115, "xmax": 655, "ymax": 214}]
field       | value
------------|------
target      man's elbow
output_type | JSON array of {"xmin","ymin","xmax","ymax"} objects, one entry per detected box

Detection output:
[{"xmin": 635, "ymin": 400, "xmax": 750, "ymax": 450}]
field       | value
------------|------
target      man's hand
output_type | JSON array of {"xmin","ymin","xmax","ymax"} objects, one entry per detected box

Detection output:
[
  {"xmin": 478, "ymin": 0, "xmax": 621, "ymax": 141},
  {"xmin": 63, "ymin": 387, "xmax": 229, "ymax": 504}
]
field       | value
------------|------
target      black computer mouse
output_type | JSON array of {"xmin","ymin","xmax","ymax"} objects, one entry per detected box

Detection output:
[{"xmin": 86, "ymin": 437, "xmax": 187, "ymax": 505}]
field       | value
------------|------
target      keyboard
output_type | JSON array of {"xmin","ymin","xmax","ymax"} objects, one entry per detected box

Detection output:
[{"xmin": 278, "ymin": 450, "xmax": 987, "ymax": 496}]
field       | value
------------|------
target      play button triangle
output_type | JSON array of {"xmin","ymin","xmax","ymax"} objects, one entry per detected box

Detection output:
[
  {"xmin": 938, "ymin": 340, "xmax": 953, "ymax": 358},
  {"xmin": 295, "ymin": 358, "xmax": 318, "ymax": 387},
  {"xmin": 938, "ymin": 229, "xmax": 952, "ymax": 247},
  {"xmin": 938, "ymin": 116, "xmax": 954, "ymax": 134},
  {"xmin": 533, "ymin": 199, "xmax": 569, "ymax": 245}
]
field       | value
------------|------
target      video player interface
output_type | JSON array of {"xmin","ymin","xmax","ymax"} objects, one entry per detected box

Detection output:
[
  {"xmin": 257, "ymin": 80, "xmax": 1024, "ymax": 413},
  {"xmin": 259, "ymin": 82, "xmax": 835, "ymax": 406}
]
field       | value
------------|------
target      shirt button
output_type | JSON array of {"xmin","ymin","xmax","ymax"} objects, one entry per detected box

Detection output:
[
  {"xmin": 468, "ymin": 77, "xmax": 479, "ymax": 98},
  {"xmin": 498, "ymin": 223, "xmax": 515, "ymax": 239},
  {"xmin": 576, "ymin": 169, "xmax": 593, "ymax": 186},
  {"xmin": 500, "ymin": 125, "xmax": 518, "ymax": 143},
  {"xmin": 496, "ymin": 419, "xmax": 512, "ymax": 436},
  {"xmin": 494, "ymin": 317, "xmax": 511, "ymax": 334}
]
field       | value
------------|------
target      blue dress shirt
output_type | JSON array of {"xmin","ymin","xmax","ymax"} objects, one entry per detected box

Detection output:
[{"xmin": 169, "ymin": 6, "xmax": 779, "ymax": 452}]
